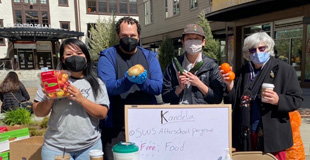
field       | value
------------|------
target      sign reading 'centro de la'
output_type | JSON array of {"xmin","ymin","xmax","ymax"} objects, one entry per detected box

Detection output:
[{"xmin": 13, "ymin": 23, "xmax": 51, "ymax": 28}]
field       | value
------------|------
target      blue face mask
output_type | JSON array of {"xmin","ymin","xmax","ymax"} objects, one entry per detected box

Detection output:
[{"xmin": 250, "ymin": 52, "xmax": 270, "ymax": 64}]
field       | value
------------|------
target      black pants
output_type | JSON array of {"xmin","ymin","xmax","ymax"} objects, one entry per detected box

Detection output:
[{"xmin": 101, "ymin": 128, "xmax": 125, "ymax": 160}]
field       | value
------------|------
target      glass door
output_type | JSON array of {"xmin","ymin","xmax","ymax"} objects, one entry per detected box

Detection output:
[
  {"xmin": 274, "ymin": 28, "xmax": 302, "ymax": 80},
  {"xmin": 304, "ymin": 25, "xmax": 310, "ymax": 84},
  {"xmin": 37, "ymin": 52, "xmax": 52, "ymax": 69},
  {"xmin": 18, "ymin": 50, "xmax": 34, "ymax": 69}
]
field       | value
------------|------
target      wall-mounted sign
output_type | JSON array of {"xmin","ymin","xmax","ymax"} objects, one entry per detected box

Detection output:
[
  {"xmin": 14, "ymin": 23, "xmax": 51, "ymax": 28},
  {"xmin": 37, "ymin": 41, "xmax": 52, "ymax": 51},
  {"xmin": 14, "ymin": 43, "xmax": 36, "ymax": 49}
]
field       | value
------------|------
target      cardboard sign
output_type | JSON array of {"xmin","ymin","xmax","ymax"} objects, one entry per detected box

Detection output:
[{"xmin": 125, "ymin": 105, "xmax": 232, "ymax": 160}]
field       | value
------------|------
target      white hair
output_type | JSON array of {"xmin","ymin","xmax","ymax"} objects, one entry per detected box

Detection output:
[{"xmin": 243, "ymin": 32, "xmax": 275, "ymax": 61}]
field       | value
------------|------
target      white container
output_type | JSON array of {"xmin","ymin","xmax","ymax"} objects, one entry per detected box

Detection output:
[
  {"xmin": 89, "ymin": 149, "xmax": 104, "ymax": 160},
  {"xmin": 113, "ymin": 151, "xmax": 139, "ymax": 160},
  {"xmin": 261, "ymin": 83, "xmax": 275, "ymax": 102}
]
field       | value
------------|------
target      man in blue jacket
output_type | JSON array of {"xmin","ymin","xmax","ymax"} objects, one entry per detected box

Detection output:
[{"xmin": 97, "ymin": 16, "xmax": 163, "ymax": 160}]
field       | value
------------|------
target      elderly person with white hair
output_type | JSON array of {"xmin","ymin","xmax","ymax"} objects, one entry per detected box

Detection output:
[{"xmin": 220, "ymin": 32, "xmax": 303, "ymax": 160}]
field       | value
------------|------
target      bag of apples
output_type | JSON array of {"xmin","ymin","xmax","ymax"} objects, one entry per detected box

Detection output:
[{"xmin": 40, "ymin": 69, "xmax": 70, "ymax": 99}]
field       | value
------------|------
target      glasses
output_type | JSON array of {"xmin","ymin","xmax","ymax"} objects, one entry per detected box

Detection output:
[{"xmin": 248, "ymin": 46, "xmax": 267, "ymax": 54}]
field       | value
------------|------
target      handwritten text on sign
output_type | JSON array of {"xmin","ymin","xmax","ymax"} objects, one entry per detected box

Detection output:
[{"xmin": 126, "ymin": 106, "xmax": 231, "ymax": 160}]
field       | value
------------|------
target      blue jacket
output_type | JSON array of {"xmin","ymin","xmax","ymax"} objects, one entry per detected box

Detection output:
[{"xmin": 97, "ymin": 45, "xmax": 163, "ymax": 127}]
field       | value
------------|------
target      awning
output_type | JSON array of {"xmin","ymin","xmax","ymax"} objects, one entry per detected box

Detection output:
[
  {"xmin": 205, "ymin": 0, "xmax": 310, "ymax": 22},
  {"xmin": 0, "ymin": 27, "xmax": 84, "ymax": 41}
]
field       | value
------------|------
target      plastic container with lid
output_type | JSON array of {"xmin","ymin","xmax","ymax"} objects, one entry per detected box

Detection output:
[
  {"xmin": 40, "ymin": 67, "xmax": 71, "ymax": 99},
  {"xmin": 112, "ymin": 142, "xmax": 139, "ymax": 160}
]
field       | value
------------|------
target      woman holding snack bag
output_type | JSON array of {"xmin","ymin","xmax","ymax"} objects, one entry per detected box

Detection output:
[
  {"xmin": 220, "ymin": 32, "xmax": 303, "ymax": 160},
  {"xmin": 33, "ymin": 38, "xmax": 109, "ymax": 160}
]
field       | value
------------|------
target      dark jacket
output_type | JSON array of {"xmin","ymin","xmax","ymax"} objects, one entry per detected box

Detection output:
[
  {"xmin": 225, "ymin": 57, "xmax": 303, "ymax": 153},
  {"xmin": 162, "ymin": 53, "xmax": 224, "ymax": 104},
  {"xmin": 0, "ymin": 82, "xmax": 30, "ymax": 112}
]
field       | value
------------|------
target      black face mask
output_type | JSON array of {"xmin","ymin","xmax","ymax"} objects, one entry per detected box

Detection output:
[
  {"xmin": 65, "ymin": 55, "xmax": 87, "ymax": 72},
  {"xmin": 120, "ymin": 37, "xmax": 138, "ymax": 52}
]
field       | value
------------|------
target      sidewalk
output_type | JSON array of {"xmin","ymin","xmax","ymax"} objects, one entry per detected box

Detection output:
[{"xmin": 301, "ymin": 118, "xmax": 310, "ymax": 160}]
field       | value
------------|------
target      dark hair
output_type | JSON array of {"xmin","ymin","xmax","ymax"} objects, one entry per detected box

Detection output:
[
  {"xmin": 0, "ymin": 71, "xmax": 20, "ymax": 93},
  {"xmin": 116, "ymin": 16, "xmax": 141, "ymax": 35},
  {"xmin": 59, "ymin": 38, "xmax": 101, "ymax": 98}
]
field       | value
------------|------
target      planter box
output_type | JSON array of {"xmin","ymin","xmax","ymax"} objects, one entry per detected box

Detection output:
[{"xmin": 10, "ymin": 136, "xmax": 44, "ymax": 160}]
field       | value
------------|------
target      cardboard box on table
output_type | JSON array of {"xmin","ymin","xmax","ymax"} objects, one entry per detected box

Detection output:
[
  {"xmin": 10, "ymin": 136, "xmax": 44, "ymax": 160},
  {"xmin": 0, "ymin": 127, "xmax": 30, "ymax": 152}
]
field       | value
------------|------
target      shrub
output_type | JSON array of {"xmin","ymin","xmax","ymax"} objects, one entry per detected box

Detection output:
[
  {"xmin": 158, "ymin": 36, "xmax": 176, "ymax": 72},
  {"xmin": 4, "ymin": 108, "xmax": 31, "ymax": 126}
]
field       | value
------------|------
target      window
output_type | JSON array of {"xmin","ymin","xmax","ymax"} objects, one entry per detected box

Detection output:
[
  {"xmin": 25, "ymin": 11, "xmax": 39, "ymax": 25},
  {"xmin": 243, "ymin": 23, "xmax": 271, "ymax": 39},
  {"xmin": 0, "ymin": 19, "xmax": 4, "ymax": 45},
  {"xmin": 14, "ymin": 0, "xmax": 21, "ymax": 2},
  {"xmin": 24, "ymin": 0, "xmax": 37, "ymax": 4},
  {"xmin": 190, "ymin": 0, "xmax": 197, "ymax": 9},
  {"xmin": 42, "ymin": 11, "xmax": 49, "ymax": 26},
  {"xmin": 59, "ymin": 0, "xmax": 68, "ymax": 6},
  {"xmin": 173, "ymin": 0, "xmax": 179, "ymax": 15},
  {"xmin": 129, "ymin": 0, "xmax": 137, "ymax": 14},
  {"xmin": 15, "ymin": 10, "xmax": 22, "ymax": 24},
  {"xmin": 109, "ymin": 0, "xmax": 117, "ymax": 14},
  {"xmin": 41, "ymin": 0, "xmax": 47, "ymax": 4},
  {"xmin": 86, "ymin": 0, "xmax": 137, "ymax": 15},
  {"xmin": 87, "ymin": 0, "xmax": 96, "ymax": 12},
  {"xmin": 165, "ymin": 0, "xmax": 179, "ymax": 18},
  {"xmin": 119, "ymin": 0, "xmax": 128, "ymax": 14},
  {"xmin": 99, "ymin": 0, "xmax": 107, "ymax": 13},
  {"xmin": 60, "ymin": 21, "xmax": 70, "ymax": 30},
  {"xmin": 144, "ymin": 0, "xmax": 152, "ymax": 25}
]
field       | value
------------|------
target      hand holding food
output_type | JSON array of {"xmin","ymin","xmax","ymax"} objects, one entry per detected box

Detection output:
[
  {"xmin": 173, "ymin": 57, "xmax": 204, "ymax": 75},
  {"xmin": 126, "ymin": 64, "xmax": 147, "ymax": 84},
  {"xmin": 220, "ymin": 63, "xmax": 235, "ymax": 81},
  {"xmin": 41, "ymin": 70, "xmax": 70, "ymax": 99},
  {"xmin": 128, "ymin": 64, "xmax": 145, "ymax": 77}
]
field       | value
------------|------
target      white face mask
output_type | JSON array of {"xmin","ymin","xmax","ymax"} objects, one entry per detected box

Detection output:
[{"xmin": 184, "ymin": 40, "xmax": 203, "ymax": 55}]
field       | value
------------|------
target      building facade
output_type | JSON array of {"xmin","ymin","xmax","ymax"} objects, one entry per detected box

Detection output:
[
  {"xmin": 137, "ymin": 0, "xmax": 225, "ymax": 55},
  {"xmin": 205, "ymin": 0, "xmax": 310, "ymax": 87},
  {"xmin": 139, "ymin": 0, "xmax": 310, "ymax": 88},
  {"xmin": 0, "ymin": 0, "xmax": 138, "ymax": 70}
]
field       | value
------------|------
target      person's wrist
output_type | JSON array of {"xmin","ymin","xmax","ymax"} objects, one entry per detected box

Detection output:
[{"xmin": 175, "ymin": 85, "xmax": 183, "ymax": 95}]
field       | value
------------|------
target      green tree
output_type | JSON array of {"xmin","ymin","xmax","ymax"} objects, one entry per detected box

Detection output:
[
  {"xmin": 197, "ymin": 13, "xmax": 222, "ymax": 64},
  {"xmin": 108, "ymin": 12, "xmax": 119, "ymax": 47},
  {"xmin": 158, "ymin": 36, "xmax": 176, "ymax": 72},
  {"xmin": 87, "ymin": 14, "xmax": 118, "ymax": 61}
]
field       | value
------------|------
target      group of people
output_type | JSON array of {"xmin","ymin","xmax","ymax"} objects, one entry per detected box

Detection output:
[{"xmin": 0, "ymin": 16, "xmax": 300, "ymax": 160}]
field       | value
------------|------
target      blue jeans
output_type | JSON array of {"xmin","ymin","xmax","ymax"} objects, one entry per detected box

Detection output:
[{"xmin": 41, "ymin": 139, "xmax": 102, "ymax": 160}]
